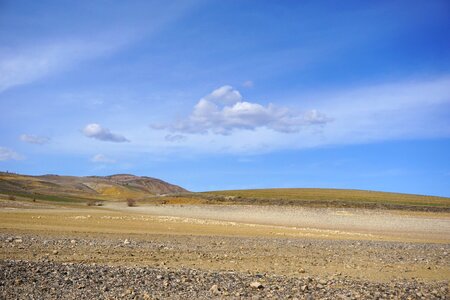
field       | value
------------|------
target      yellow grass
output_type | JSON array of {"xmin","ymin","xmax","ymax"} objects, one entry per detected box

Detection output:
[{"xmin": 203, "ymin": 188, "xmax": 450, "ymax": 208}]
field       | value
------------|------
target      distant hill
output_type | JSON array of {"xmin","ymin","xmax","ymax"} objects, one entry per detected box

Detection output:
[
  {"xmin": 200, "ymin": 188, "xmax": 450, "ymax": 211},
  {"xmin": 0, "ymin": 172, "xmax": 187, "ymax": 202}
]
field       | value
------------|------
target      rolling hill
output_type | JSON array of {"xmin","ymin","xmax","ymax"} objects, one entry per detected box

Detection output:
[
  {"xmin": 0, "ymin": 172, "xmax": 187, "ymax": 202},
  {"xmin": 1, "ymin": 171, "xmax": 449, "ymax": 211},
  {"xmin": 199, "ymin": 188, "xmax": 450, "ymax": 211}
]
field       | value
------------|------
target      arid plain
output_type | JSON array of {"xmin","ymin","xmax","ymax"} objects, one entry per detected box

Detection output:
[{"xmin": 1, "ymin": 173, "xmax": 449, "ymax": 299}]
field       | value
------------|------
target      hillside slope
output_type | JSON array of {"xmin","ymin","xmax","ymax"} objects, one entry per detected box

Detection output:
[
  {"xmin": 200, "ymin": 188, "xmax": 450, "ymax": 210},
  {"xmin": 0, "ymin": 172, "xmax": 187, "ymax": 202}
]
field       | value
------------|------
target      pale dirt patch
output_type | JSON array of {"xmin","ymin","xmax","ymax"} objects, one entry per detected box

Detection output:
[{"xmin": 104, "ymin": 202, "xmax": 450, "ymax": 243}]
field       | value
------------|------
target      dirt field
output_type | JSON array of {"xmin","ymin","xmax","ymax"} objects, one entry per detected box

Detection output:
[{"xmin": 1, "ymin": 199, "xmax": 449, "ymax": 299}]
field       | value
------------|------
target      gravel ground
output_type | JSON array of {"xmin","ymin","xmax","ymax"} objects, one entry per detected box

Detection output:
[
  {"xmin": 1, "ymin": 233, "xmax": 449, "ymax": 299},
  {"xmin": 1, "ymin": 203, "xmax": 449, "ymax": 299},
  {"xmin": 1, "ymin": 259, "xmax": 448, "ymax": 300}
]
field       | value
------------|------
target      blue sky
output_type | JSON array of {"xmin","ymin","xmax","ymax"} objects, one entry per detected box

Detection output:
[{"xmin": 1, "ymin": 0, "xmax": 449, "ymax": 196}]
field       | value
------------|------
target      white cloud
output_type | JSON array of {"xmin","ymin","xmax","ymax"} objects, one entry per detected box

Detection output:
[
  {"xmin": 39, "ymin": 76, "xmax": 450, "ymax": 156},
  {"xmin": 19, "ymin": 134, "xmax": 50, "ymax": 145},
  {"xmin": 152, "ymin": 85, "xmax": 331, "ymax": 135},
  {"xmin": 91, "ymin": 154, "xmax": 116, "ymax": 164},
  {"xmin": 242, "ymin": 80, "xmax": 254, "ymax": 88},
  {"xmin": 0, "ymin": 147, "xmax": 23, "ymax": 161},
  {"xmin": 204, "ymin": 85, "xmax": 243, "ymax": 105},
  {"xmin": 83, "ymin": 123, "xmax": 130, "ymax": 142},
  {"xmin": 144, "ymin": 76, "xmax": 450, "ymax": 154}
]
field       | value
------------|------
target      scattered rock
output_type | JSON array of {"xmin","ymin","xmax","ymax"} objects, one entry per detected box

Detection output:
[
  {"xmin": 209, "ymin": 284, "xmax": 220, "ymax": 294},
  {"xmin": 250, "ymin": 281, "xmax": 264, "ymax": 289}
]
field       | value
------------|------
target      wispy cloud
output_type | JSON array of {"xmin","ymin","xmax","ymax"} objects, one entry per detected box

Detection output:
[
  {"xmin": 152, "ymin": 85, "xmax": 331, "ymax": 135},
  {"xmin": 0, "ymin": 37, "xmax": 130, "ymax": 93},
  {"xmin": 0, "ymin": 1, "xmax": 201, "ymax": 94},
  {"xmin": 165, "ymin": 134, "xmax": 186, "ymax": 142},
  {"xmin": 91, "ymin": 154, "xmax": 116, "ymax": 164},
  {"xmin": 19, "ymin": 134, "xmax": 50, "ymax": 145},
  {"xmin": 242, "ymin": 80, "xmax": 254, "ymax": 88},
  {"xmin": 83, "ymin": 123, "xmax": 130, "ymax": 143},
  {"xmin": 310, "ymin": 76, "xmax": 450, "ymax": 145},
  {"xmin": 0, "ymin": 147, "xmax": 23, "ymax": 161}
]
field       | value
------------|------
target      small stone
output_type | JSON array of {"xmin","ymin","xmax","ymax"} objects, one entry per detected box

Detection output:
[
  {"xmin": 123, "ymin": 239, "xmax": 130, "ymax": 245},
  {"xmin": 250, "ymin": 281, "xmax": 264, "ymax": 289},
  {"xmin": 299, "ymin": 268, "xmax": 306, "ymax": 273},
  {"xmin": 317, "ymin": 284, "xmax": 324, "ymax": 289},
  {"xmin": 209, "ymin": 284, "xmax": 220, "ymax": 294},
  {"xmin": 70, "ymin": 240, "xmax": 76, "ymax": 244},
  {"xmin": 319, "ymin": 279, "xmax": 327, "ymax": 285},
  {"xmin": 14, "ymin": 239, "xmax": 23, "ymax": 243},
  {"xmin": 52, "ymin": 250, "xmax": 59, "ymax": 255},
  {"xmin": 143, "ymin": 292, "xmax": 152, "ymax": 300},
  {"xmin": 301, "ymin": 285, "xmax": 308, "ymax": 291},
  {"xmin": 156, "ymin": 275, "xmax": 164, "ymax": 280}
]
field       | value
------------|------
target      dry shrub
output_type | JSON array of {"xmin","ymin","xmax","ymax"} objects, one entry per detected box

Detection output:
[
  {"xmin": 126, "ymin": 198, "xmax": 137, "ymax": 207},
  {"xmin": 8, "ymin": 195, "xmax": 16, "ymax": 201},
  {"xmin": 87, "ymin": 200, "xmax": 104, "ymax": 206}
]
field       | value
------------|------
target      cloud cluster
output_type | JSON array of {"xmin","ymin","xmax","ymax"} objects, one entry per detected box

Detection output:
[
  {"xmin": 152, "ymin": 85, "xmax": 331, "ymax": 135},
  {"xmin": 20, "ymin": 134, "xmax": 50, "ymax": 145},
  {"xmin": 0, "ymin": 147, "xmax": 23, "ymax": 161},
  {"xmin": 91, "ymin": 154, "xmax": 116, "ymax": 164},
  {"xmin": 83, "ymin": 123, "xmax": 129, "ymax": 142}
]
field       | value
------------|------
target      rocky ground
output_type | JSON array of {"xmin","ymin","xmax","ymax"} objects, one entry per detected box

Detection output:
[
  {"xmin": 1, "ymin": 201, "xmax": 449, "ymax": 299},
  {"xmin": 1, "ymin": 232, "xmax": 449, "ymax": 299},
  {"xmin": 1, "ymin": 259, "xmax": 448, "ymax": 300}
]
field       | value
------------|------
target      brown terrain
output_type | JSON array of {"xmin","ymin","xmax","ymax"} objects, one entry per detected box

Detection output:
[{"xmin": 0, "ymin": 172, "xmax": 449, "ymax": 299}]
